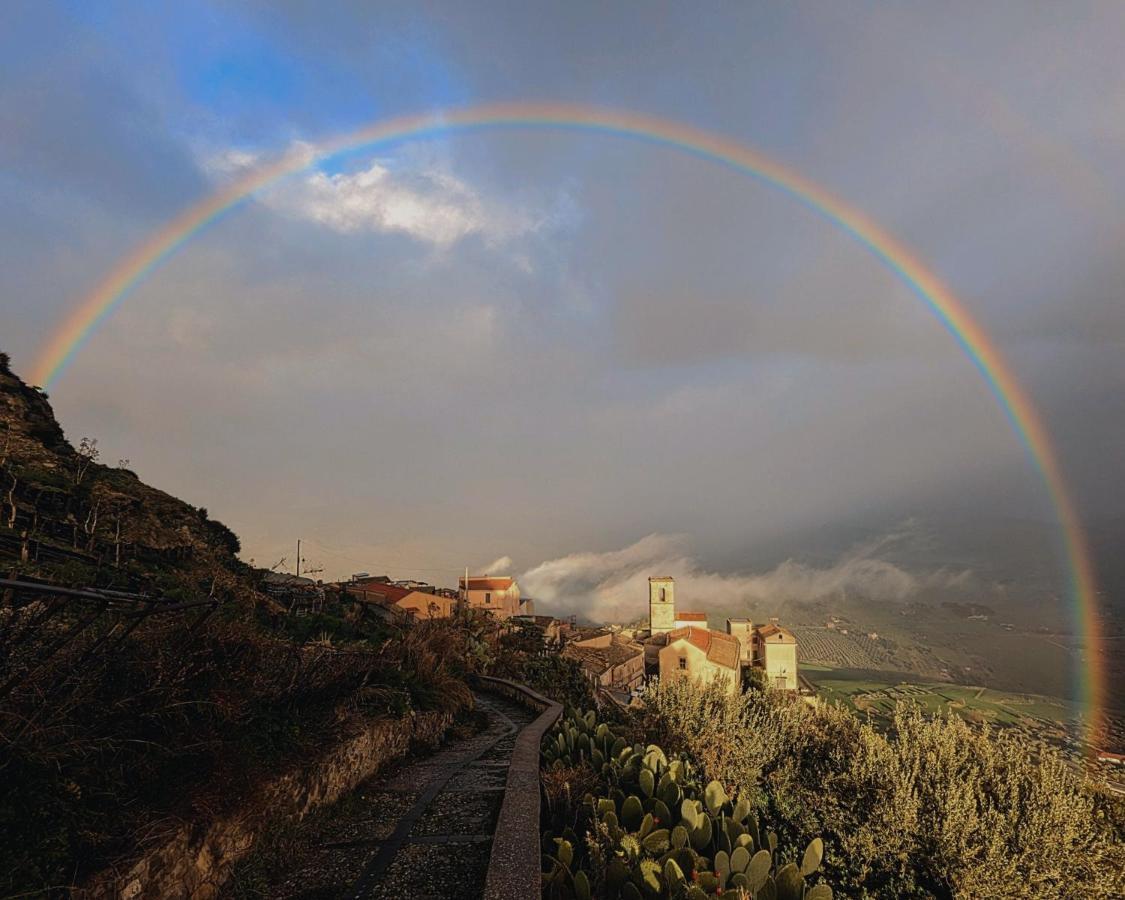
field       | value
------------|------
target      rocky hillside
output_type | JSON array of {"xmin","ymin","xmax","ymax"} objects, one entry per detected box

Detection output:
[{"xmin": 0, "ymin": 350, "xmax": 243, "ymax": 594}]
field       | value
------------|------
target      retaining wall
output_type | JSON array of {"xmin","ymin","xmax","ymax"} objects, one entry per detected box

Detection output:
[
  {"xmin": 81, "ymin": 709, "xmax": 454, "ymax": 900},
  {"xmin": 478, "ymin": 675, "xmax": 562, "ymax": 900}
]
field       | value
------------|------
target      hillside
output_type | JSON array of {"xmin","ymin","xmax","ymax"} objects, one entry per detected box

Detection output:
[
  {"xmin": 0, "ymin": 351, "xmax": 480, "ymax": 896},
  {"xmin": 0, "ymin": 351, "xmax": 245, "ymax": 596}
]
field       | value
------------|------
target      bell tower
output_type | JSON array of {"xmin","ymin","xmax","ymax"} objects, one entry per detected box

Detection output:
[{"xmin": 649, "ymin": 576, "xmax": 676, "ymax": 634}]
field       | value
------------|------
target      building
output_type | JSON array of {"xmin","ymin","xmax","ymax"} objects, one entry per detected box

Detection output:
[
  {"xmin": 648, "ymin": 576, "xmax": 676, "ymax": 634},
  {"xmin": 674, "ymin": 611, "xmax": 708, "ymax": 630},
  {"xmin": 726, "ymin": 617, "xmax": 754, "ymax": 665},
  {"xmin": 563, "ymin": 633, "xmax": 645, "ymax": 693},
  {"xmin": 460, "ymin": 575, "xmax": 521, "ymax": 619},
  {"xmin": 511, "ymin": 614, "xmax": 571, "ymax": 649},
  {"xmin": 658, "ymin": 626, "xmax": 741, "ymax": 697},
  {"xmin": 343, "ymin": 581, "xmax": 455, "ymax": 619},
  {"xmin": 724, "ymin": 617, "xmax": 800, "ymax": 690},
  {"xmin": 756, "ymin": 621, "xmax": 798, "ymax": 690}
]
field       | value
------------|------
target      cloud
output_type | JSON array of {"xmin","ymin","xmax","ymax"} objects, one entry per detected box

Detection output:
[
  {"xmin": 519, "ymin": 532, "xmax": 975, "ymax": 623},
  {"xmin": 475, "ymin": 555, "xmax": 514, "ymax": 575},
  {"xmin": 201, "ymin": 144, "xmax": 546, "ymax": 247}
]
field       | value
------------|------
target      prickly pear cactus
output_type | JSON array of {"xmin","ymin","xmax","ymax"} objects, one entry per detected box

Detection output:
[{"xmin": 541, "ymin": 707, "xmax": 835, "ymax": 899}]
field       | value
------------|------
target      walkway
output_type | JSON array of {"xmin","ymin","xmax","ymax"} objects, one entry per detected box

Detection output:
[{"xmin": 227, "ymin": 690, "xmax": 538, "ymax": 899}]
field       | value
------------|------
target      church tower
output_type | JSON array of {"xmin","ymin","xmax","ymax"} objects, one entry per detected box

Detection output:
[{"xmin": 649, "ymin": 576, "xmax": 676, "ymax": 634}]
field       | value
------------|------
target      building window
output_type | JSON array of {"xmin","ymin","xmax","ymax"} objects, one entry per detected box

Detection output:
[
  {"xmin": 485, "ymin": 592, "xmax": 491, "ymax": 603},
  {"xmin": 678, "ymin": 657, "xmax": 687, "ymax": 670}
]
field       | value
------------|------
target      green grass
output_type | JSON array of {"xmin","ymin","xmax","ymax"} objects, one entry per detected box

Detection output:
[{"xmin": 804, "ymin": 665, "xmax": 1073, "ymax": 732}]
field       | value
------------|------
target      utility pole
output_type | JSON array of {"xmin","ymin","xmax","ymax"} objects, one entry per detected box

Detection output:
[{"xmin": 296, "ymin": 539, "xmax": 301, "ymax": 578}]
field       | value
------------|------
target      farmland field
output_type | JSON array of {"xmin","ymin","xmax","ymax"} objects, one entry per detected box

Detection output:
[{"xmin": 801, "ymin": 664, "xmax": 1089, "ymax": 764}]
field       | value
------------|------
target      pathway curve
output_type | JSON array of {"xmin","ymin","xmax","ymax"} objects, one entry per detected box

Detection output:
[{"xmin": 226, "ymin": 690, "xmax": 537, "ymax": 899}]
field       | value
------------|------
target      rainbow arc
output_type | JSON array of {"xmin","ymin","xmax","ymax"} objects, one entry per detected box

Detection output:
[{"xmin": 30, "ymin": 102, "xmax": 1106, "ymax": 741}]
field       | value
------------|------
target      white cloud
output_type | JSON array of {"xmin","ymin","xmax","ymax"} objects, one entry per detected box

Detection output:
[
  {"xmin": 201, "ymin": 143, "xmax": 546, "ymax": 248},
  {"xmin": 475, "ymin": 555, "xmax": 514, "ymax": 575},
  {"xmin": 519, "ymin": 532, "xmax": 975, "ymax": 623}
]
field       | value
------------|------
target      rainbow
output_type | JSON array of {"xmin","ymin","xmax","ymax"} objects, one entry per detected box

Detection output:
[{"xmin": 30, "ymin": 102, "xmax": 1106, "ymax": 740}]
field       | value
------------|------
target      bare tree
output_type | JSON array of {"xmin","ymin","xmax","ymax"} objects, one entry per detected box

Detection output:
[
  {"xmin": 74, "ymin": 436, "xmax": 99, "ymax": 486},
  {"xmin": 5, "ymin": 468, "xmax": 18, "ymax": 529},
  {"xmin": 83, "ymin": 499, "xmax": 101, "ymax": 551}
]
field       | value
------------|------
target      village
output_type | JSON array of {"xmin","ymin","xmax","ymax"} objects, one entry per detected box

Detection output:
[{"xmin": 300, "ymin": 569, "xmax": 810, "ymax": 706}]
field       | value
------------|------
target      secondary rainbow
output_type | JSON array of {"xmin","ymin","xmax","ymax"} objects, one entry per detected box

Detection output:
[{"xmin": 31, "ymin": 102, "xmax": 1107, "ymax": 741}]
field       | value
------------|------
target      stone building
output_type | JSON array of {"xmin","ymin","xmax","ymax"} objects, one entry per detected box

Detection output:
[
  {"xmin": 459, "ymin": 575, "xmax": 521, "ymax": 619},
  {"xmin": 648, "ymin": 576, "xmax": 676, "ymax": 634},
  {"xmin": 725, "ymin": 617, "xmax": 754, "ymax": 665},
  {"xmin": 723, "ymin": 617, "xmax": 799, "ymax": 690},
  {"xmin": 563, "ymin": 633, "xmax": 646, "ymax": 693},
  {"xmin": 755, "ymin": 621, "xmax": 798, "ymax": 690},
  {"xmin": 658, "ymin": 626, "xmax": 741, "ymax": 697}
]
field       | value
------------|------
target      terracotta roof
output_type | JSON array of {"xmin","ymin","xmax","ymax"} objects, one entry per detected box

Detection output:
[
  {"xmin": 666, "ymin": 626, "xmax": 740, "ymax": 670},
  {"xmin": 758, "ymin": 623, "xmax": 796, "ymax": 643},
  {"xmin": 675, "ymin": 612, "xmax": 708, "ymax": 622},
  {"xmin": 460, "ymin": 576, "xmax": 514, "ymax": 591},
  {"xmin": 345, "ymin": 583, "xmax": 412, "ymax": 605}
]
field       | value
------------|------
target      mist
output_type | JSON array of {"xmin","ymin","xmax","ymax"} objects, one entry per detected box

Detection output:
[{"xmin": 518, "ymin": 530, "xmax": 979, "ymax": 624}]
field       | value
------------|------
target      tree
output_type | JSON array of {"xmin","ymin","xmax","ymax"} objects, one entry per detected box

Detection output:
[{"xmin": 74, "ymin": 437, "xmax": 98, "ymax": 486}]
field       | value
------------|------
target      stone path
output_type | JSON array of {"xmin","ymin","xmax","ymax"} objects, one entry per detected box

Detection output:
[{"xmin": 224, "ymin": 690, "xmax": 537, "ymax": 900}]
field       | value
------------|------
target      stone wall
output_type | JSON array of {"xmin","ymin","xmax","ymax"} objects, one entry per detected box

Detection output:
[
  {"xmin": 478, "ymin": 676, "xmax": 562, "ymax": 900},
  {"xmin": 81, "ymin": 710, "xmax": 454, "ymax": 900}
]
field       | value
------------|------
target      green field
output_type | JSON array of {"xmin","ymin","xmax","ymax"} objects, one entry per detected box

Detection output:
[{"xmin": 803, "ymin": 665, "xmax": 1075, "ymax": 732}]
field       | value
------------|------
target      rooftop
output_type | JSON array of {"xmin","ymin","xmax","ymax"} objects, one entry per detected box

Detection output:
[
  {"xmin": 564, "ymin": 637, "xmax": 644, "ymax": 674},
  {"xmin": 666, "ymin": 626, "xmax": 741, "ymax": 670},
  {"xmin": 461, "ymin": 576, "xmax": 514, "ymax": 591},
  {"xmin": 757, "ymin": 622, "xmax": 796, "ymax": 642},
  {"xmin": 344, "ymin": 582, "xmax": 413, "ymax": 605}
]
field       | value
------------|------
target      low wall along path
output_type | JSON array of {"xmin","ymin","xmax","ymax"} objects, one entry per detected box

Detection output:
[{"xmin": 221, "ymin": 678, "xmax": 560, "ymax": 900}]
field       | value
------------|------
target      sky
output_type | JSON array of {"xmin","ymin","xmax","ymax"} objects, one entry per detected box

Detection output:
[{"xmin": 2, "ymin": 2, "xmax": 1124, "ymax": 621}]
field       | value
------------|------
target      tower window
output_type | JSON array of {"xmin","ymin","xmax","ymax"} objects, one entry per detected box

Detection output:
[{"xmin": 660, "ymin": 588, "xmax": 666, "ymax": 601}]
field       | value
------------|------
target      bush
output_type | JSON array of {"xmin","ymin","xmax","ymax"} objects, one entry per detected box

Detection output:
[
  {"xmin": 637, "ymin": 679, "xmax": 1125, "ymax": 898},
  {"xmin": 0, "ymin": 606, "xmax": 478, "ymax": 894}
]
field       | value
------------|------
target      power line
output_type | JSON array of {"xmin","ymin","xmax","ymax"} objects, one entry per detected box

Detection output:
[{"xmin": 299, "ymin": 537, "xmax": 468, "ymax": 577}]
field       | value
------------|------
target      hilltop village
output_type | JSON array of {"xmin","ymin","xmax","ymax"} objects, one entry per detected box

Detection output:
[{"xmin": 324, "ymin": 569, "xmax": 804, "ymax": 704}]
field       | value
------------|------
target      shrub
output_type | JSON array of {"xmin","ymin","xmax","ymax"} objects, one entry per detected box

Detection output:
[{"xmin": 636, "ymin": 679, "xmax": 1125, "ymax": 898}]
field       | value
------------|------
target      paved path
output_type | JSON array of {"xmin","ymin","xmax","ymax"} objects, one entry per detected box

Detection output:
[{"xmin": 228, "ymin": 690, "xmax": 537, "ymax": 899}]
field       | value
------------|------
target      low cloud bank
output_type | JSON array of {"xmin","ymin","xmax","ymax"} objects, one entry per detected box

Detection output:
[{"xmin": 518, "ymin": 532, "xmax": 974, "ymax": 623}]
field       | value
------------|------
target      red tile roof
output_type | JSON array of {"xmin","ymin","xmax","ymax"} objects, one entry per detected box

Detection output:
[
  {"xmin": 676, "ymin": 612, "xmax": 708, "ymax": 622},
  {"xmin": 460, "ymin": 576, "xmax": 514, "ymax": 591},
  {"xmin": 758, "ymin": 623, "xmax": 796, "ymax": 642},
  {"xmin": 666, "ymin": 626, "xmax": 740, "ymax": 670},
  {"xmin": 345, "ymin": 583, "xmax": 412, "ymax": 605}
]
